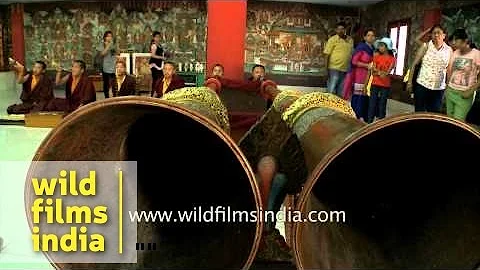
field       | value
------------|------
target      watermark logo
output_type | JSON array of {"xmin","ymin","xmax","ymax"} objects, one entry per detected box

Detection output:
[{"xmin": 26, "ymin": 161, "xmax": 137, "ymax": 263}]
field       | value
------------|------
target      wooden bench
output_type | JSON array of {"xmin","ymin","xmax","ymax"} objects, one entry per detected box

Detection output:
[{"xmin": 25, "ymin": 112, "xmax": 64, "ymax": 128}]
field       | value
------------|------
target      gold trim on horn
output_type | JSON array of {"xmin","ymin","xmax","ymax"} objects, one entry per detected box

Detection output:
[
  {"xmin": 282, "ymin": 92, "xmax": 356, "ymax": 128},
  {"xmin": 272, "ymin": 89, "xmax": 304, "ymax": 114},
  {"xmin": 162, "ymin": 87, "xmax": 231, "ymax": 134}
]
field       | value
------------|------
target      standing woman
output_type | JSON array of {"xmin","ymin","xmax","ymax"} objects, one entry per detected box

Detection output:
[
  {"xmin": 343, "ymin": 28, "xmax": 376, "ymax": 121},
  {"xmin": 149, "ymin": 31, "xmax": 166, "ymax": 91},
  {"xmin": 96, "ymin": 31, "xmax": 118, "ymax": 98},
  {"xmin": 410, "ymin": 25, "xmax": 452, "ymax": 113},
  {"xmin": 445, "ymin": 29, "xmax": 480, "ymax": 121}
]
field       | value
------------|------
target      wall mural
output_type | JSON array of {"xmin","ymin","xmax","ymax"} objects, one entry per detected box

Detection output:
[
  {"xmin": 245, "ymin": 2, "xmax": 359, "ymax": 78},
  {"xmin": 442, "ymin": 4, "xmax": 480, "ymax": 48},
  {"xmin": 23, "ymin": 3, "xmax": 207, "ymax": 71}
]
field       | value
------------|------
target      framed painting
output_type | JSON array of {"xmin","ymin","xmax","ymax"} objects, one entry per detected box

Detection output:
[
  {"xmin": 132, "ymin": 53, "xmax": 152, "ymax": 92},
  {"xmin": 118, "ymin": 53, "xmax": 131, "ymax": 74}
]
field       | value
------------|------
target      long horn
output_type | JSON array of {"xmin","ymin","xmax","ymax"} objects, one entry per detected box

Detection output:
[
  {"xmin": 241, "ymin": 91, "xmax": 480, "ymax": 269},
  {"xmin": 24, "ymin": 87, "xmax": 262, "ymax": 269}
]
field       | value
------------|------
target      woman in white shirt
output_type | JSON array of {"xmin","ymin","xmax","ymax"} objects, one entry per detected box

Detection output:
[{"xmin": 411, "ymin": 24, "xmax": 452, "ymax": 113}]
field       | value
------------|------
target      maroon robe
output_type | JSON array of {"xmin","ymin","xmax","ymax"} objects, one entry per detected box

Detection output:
[
  {"xmin": 151, "ymin": 74, "xmax": 185, "ymax": 98},
  {"xmin": 7, "ymin": 74, "xmax": 54, "ymax": 114},
  {"xmin": 111, "ymin": 75, "xmax": 137, "ymax": 97},
  {"xmin": 217, "ymin": 76, "xmax": 277, "ymax": 109},
  {"xmin": 47, "ymin": 74, "xmax": 96, "ymax": 114},
  {"xmin": 218, "ymin": 77, "xmax": 262, "ymax": 93}
]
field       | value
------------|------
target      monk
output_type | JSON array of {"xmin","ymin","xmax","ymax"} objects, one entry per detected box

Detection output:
[
  {"xmin": 248, "ymin": 64, "xmax": 278, "ymax": 109},
  {"xmin": 47, "ymin": 60, "xmax": 96, "ymax": 114},
  {"xmin": 151, "ymin": 61, "xmax": 185, "ymax": 98},
  {"xmin": 211, "ymin": 63, "xmax": 224, "ymax": 78},
  {"xmin": 7, "ymin": 60, "xmax": 54, "ymax": 114},
  {"xmin": 112, "ymin": 60, "xmax": 136, "ymax": 97}
]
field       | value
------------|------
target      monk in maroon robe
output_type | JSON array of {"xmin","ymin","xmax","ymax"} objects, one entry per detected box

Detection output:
[
  {"xmin": 111, "ymin": 61, "xmax": 137, "ymax": 97},
  {"xmin": 47, "ymin": 60, "xmax": 96, "ymax": 114},
  {"xmin": 211, "ymin": 63, "xmax": 224, "ymax": 78},
  {"xmin": 7, "ymin": 61, "xmax": 54, "ymax": 114},
  {"xmin": 151, "ymin": 61, "xmax": 185, "ymax": 98}
]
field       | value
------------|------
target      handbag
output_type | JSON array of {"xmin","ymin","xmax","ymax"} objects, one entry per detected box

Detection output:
[{"xmin": 364, "ymin": 70, "xmax": 374, "ymax": 97}]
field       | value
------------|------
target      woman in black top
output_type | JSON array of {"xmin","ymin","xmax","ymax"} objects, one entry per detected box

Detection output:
[{"xmin": 149, "ymin": 31, "xmax": 166, "ymax": 91}]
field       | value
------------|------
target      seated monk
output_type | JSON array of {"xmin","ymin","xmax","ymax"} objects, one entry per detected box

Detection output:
[
  {"xmin": 248, "ymin": 64, "xmax": 278, "ymax": 109},
  {"xmin": 47, "ymin": 60, "xmax": 96, "ymax": 114},
  {"xmin": 211, "ymin": 63, "xmax": 224, "ymax": 78},
  {"xmin": 112, "ymin": 60, "xmax": 136, "ymax": 97},
  {"xmin": 151, "ymin": 61, "xmax": 185, "ymax": 98},
  {"xmin": 7, "ymin": 60, "xmax": 54, "ymax": 114}
]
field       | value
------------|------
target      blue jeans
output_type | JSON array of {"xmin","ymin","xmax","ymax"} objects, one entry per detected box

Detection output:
[
  {"xmin": 327, "ymin": 69, "xmax": 346, "ymax": 97},
  {"xmin": 351, "ymin": 94, "xmax": 369, "ymax": 120},
  {"xmin": 414, "ymin": 84, "xmax": 444, "ymax": 113},
  {"xmin": 367, "ymin": 85, "xmax": 390, "ymax": 123}
]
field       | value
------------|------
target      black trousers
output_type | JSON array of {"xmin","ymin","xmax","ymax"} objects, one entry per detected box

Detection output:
[
  {"xmin": 102, "ymin": 72, "xmax": 115, "ymax": 98},
  {"xmin": 466, "ymin": 92, "xmax": 480, "ymax": 125},
  {"xmin": 151, "ymin": 68, "xmax": 163, "ymax": 92}
]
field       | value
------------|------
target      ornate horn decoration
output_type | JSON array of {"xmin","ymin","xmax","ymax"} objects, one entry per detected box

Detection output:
[
  {"xmin": 25, "ymin": 94, "xmax": 262, "ymax": 270},
  {"xmin": 241, "ymin": 90, "xmax": 480, "ymax": 269}
]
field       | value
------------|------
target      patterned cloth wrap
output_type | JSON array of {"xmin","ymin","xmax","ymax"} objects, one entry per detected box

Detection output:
[
  {"xmin": 272, "ymin": 89, "xmax": 304, "ymax": 114},
  {"xmin": 161, "ymin": 86, "xmax": 230, "ymax": 134},
  {"xmin": 281, "ymin": 92, "xmax": 356, "ymax": 138}
]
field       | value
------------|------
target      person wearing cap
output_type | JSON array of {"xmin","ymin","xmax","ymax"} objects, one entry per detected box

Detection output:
[
  {"xmin": 446, "ymin": 29, "xmax": 480, "ymax": 121},
  {"xmin": 366, "ymin": 37, "xmax": 396, "ymax": 123}
]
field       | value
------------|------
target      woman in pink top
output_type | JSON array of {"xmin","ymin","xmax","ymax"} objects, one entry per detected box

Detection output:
[
  {"xmin": 446, "ymin": 29, "xmax": 480, "ymax": 121},
  {"xmin": 343, "ymin": 28, "xmax": 376, "ymax": 121}
]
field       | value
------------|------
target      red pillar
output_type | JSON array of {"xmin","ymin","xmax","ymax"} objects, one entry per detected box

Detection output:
[
  {"xmin": 206, "ymin": 0, "xmax": 247, "ymax": 80},
  {"xmin": 423, "ymin": 8, "xmax": 442, "ymax": 31},
  {"xmin": 11, "ymin": 3, "xmax": 25, "ymax": 65}
]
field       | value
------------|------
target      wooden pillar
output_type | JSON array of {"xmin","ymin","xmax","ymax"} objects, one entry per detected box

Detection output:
[
  {"xmin": 206, "ymin": 0, "xmax": 247, "ymax": 80},
  {"xmin": 11, "ymin": 3, "xmax": 25, "ymax": 65}
]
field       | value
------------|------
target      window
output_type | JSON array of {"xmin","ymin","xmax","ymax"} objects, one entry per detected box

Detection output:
[{"xmin": 388, "ymin": 20, "xmax": 409, "ymax": 76}]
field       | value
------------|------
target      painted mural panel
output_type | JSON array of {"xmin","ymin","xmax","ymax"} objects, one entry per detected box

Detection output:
[
  {"xmin": 132, "ymin": 53, "xmax": 152, "ymax": 91},
  {"xmin": 23, "ymin": 2, "xmax": 207, "ymax": 71},
  {"xmin": 442, "ymin": 4, "xmax": 480, "ymax": 48},
  {"xmin": 245, "ymin": 2, "xmax": 359, "ymax": 79}
]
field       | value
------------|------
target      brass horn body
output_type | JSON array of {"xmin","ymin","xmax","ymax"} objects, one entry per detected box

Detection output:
[
  {"xmin": 241, "ymin": 91, "xmax": 480, "ymax": 269},
  {"xmin": 24, "ymin": 88, "xmax": 262, "ymax": 269}
]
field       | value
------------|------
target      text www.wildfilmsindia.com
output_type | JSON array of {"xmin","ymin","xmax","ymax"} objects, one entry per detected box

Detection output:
[{"xmin": 128, "ymin": 206, "xmax": 346, "ymax": 223}]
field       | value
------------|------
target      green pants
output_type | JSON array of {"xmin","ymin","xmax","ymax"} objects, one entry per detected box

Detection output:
[{"xmin": 446, "ymin": 87, "xmax": 474, "ymax": 121}]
